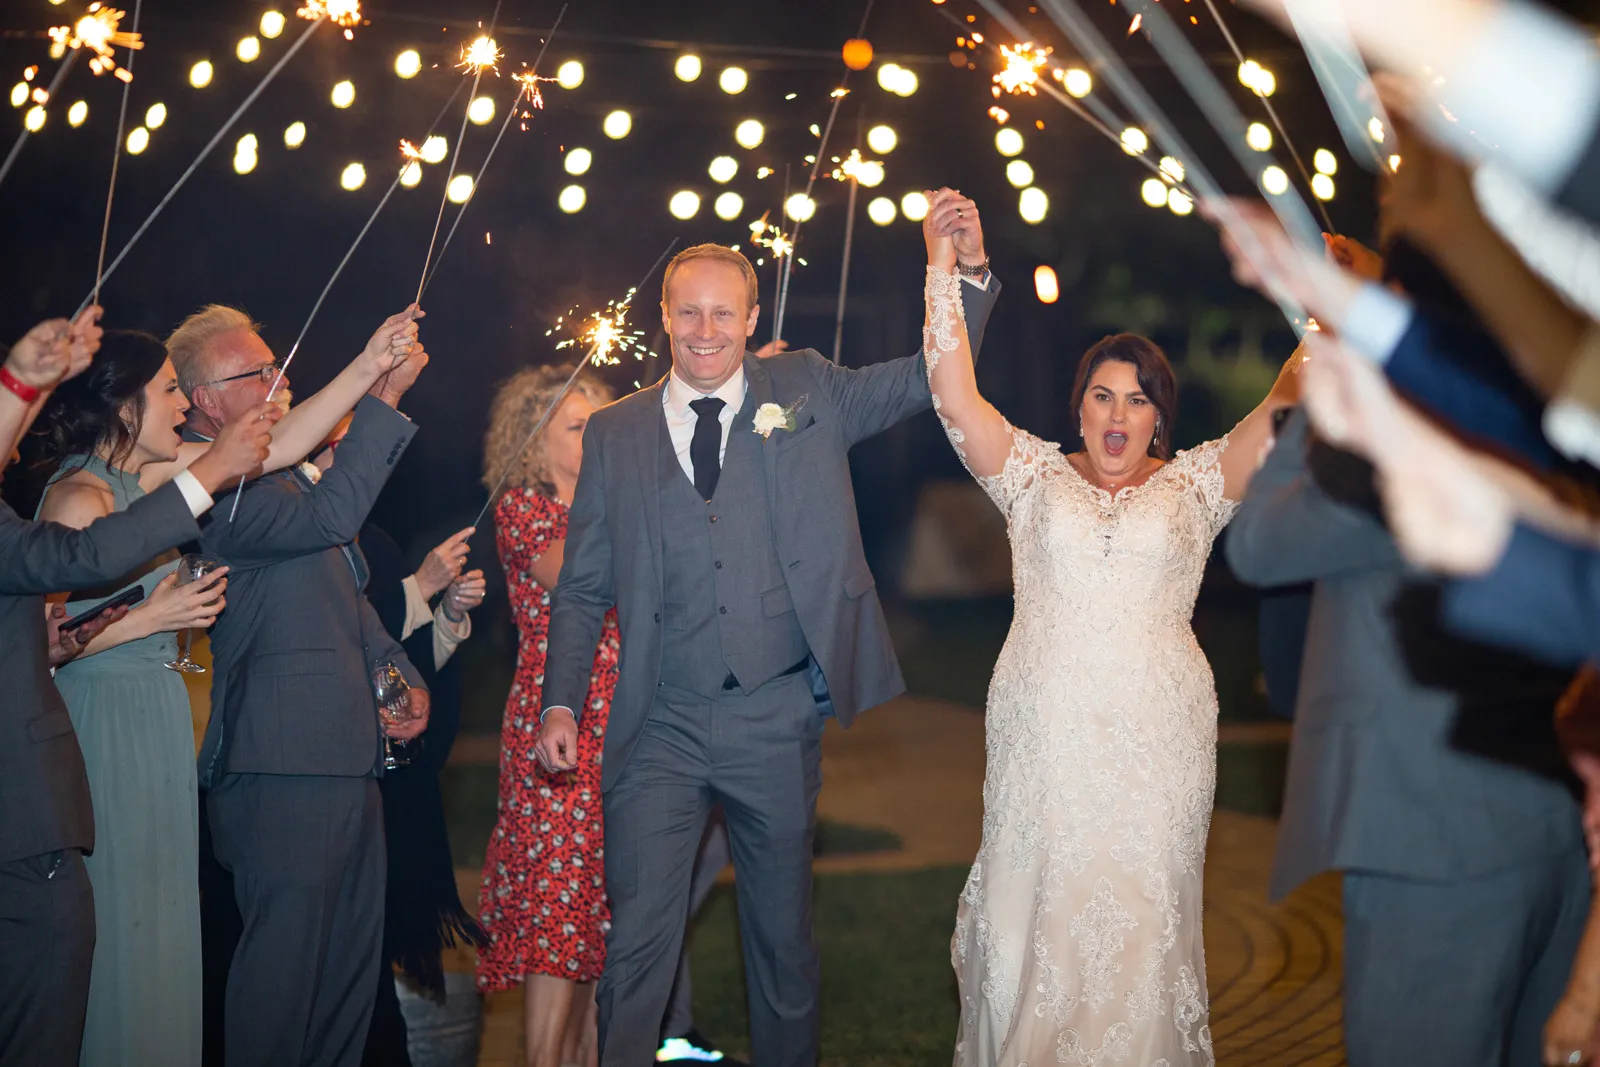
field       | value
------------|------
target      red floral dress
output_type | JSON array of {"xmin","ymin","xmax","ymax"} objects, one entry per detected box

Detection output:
[{"xmin": 476, "ymin": 489, "xmax": 619, "ymax": 989}]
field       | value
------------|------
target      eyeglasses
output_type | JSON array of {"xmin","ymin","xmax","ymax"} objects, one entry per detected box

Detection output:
[{"xmin": 208, "ymin": 362, "xmax": 281, "ymax": 387}]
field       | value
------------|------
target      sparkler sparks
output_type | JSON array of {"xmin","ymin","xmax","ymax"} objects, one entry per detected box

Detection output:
[
  {"xmin": 459, "ymin": 35, "xmax": 503, "ymax": 75},
  {"xmin": 993, "ymin": 42, "xmax": 1051, "ymax": 96},
  {"xmin": 296, "ymin": 0, "xmax": 361, "ymax": 38},
  {"xmin": 547, "ymin": 290, "xmax": 652, "ymax": 365},
  {"xmin": 831, "ymin": 148, "xmax": 884, "ymax": 187},
  {"xmin": 48, "ymin": 4, "xmax": 142, "ymax": 83}
]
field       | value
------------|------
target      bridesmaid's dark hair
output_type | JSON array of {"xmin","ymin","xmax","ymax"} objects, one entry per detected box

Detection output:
[
  {"xmin": 1069, "ymin": 333, "xmax": 1178, "ymax": 460},
  {"xmin": 34, "ymin": 330, "xmax": 170, "ymax": 472}
]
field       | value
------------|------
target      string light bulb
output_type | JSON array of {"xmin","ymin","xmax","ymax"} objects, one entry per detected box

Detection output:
[
  {"xmin": 446, "ymin": 174, "xmax": 474, "ymax": 203},
  {"xmin": 1034, "ymin": 264, "xmax": 1060, "ymax": 303},
  {"xmin": 1060, "ymin": 67, "xmax": 1092, "ymax": 98},
  {"xmin": 67, "ymin": 99, "xmax": 87, "ymax": 126},
  {"xmin": 237, "ymin": 36, "xmax": 261, "ymax": 62},
  {"xmin": 559, "ymin": 184, "xmax": 586, "ymax": 213},
  {"xmin": 1313, "ymin": 148, "xmax": 1337, "ymax": 175},
  {"xmin": 1141, "ymin": 178, "xmax": 1168, "ymax": 207},
  {"xmin": 995, "ymin": 127, "xmax": 1024, "ymax": 156},
  {"xmin": 144, "ymin": 102, "xmax": 165, "ymax": 128},
  {"xmin": 867, "ymin": 124, "xmax": 897, "ymax": 154},
  {"xmin": 675, "ymin": 54, "xmax": 701, "ymax": 81},
  {"xmin": 784, "ymin": 193, "xmax": 816, "ymax": 222},
  {"xmin": 1261, "ymin": 165, "xmax": 1289, "ymax": 195},
  {"xmin": 260, "ymin": 10, "xmax": 286, "ymax": 38},
  {"xmin": 24, "ymin": 106, "xmax": 45, "ymax": 132},
  {"xmin": 719, "ymin": 67, "xmax": 748, "ymax": 94},
  {"xmin": 556, "ymin": 60, "xmax": 583, "ymax": 90},
  {"xmin": 420, "ymin": 135, "xmax": 447, "ymax": 163},
  {"xmin": 867, "ymin": 196, "xmax": 897, "ymax": 225},
  {"xmin": 284, "ymin": 120, "xmax": 306, "ymax": 147},
  {"xmin": 901, "ymin": 191, "xmax": 930, "ymax": 221},
  {"xmin": 708, "ymin": 155, "xmax": 738, "ymax": 183},
  {"xmin": 468, "ymin": 96, "xmax": 495, "ymax": 125},
  {"xmin": 340, "ymin": 162, "xmax": 366, "ymax": 190},
  {"xmin": 1018, "ymin": 186, "xmax": 1048, "ymax": 223},
  {"xmin": 1006, "ymin": 159, "xmax": 1034, "ymax": 188},
  {"xmin": 394, "ymin": 49, "xmax": 421, "ymax": 78},
  {"xmin": 669, "ymin": 189, "xmax": 701, "ymax": 219},
  {"xmin": 126, "ymin": 125, "xmax": 148, "ymax": 153},
  {"xmin": 1311, "ymin": 172, "xmax": 1335, "ymax": 200},
  {"xmin": 564, "ymin": 147, "xmax": 591, "ymax": 175},
  {"xmin": 734, "ymin": 119, "xmax": 764, "ymax": 149},
  {"xmin": 400, "ymin": 161, "xmax": 422, "ymax": 186},
  {"xmin": 603, "ymin": 110, "xmax": 631, "ymax": 139},
  {"xmin": 714, "ymin": 191, "xmax": 743, "ymax": 220},
  {"xmin": 1168, "ymin": 188, "xmax": 1194, "ymax": 215},
  {"xmin": 1120, "ymin": 127, "xmax": 1148, "ymax": 155},
  {"xmin": 1246, "ymin": 122, "xmax": 1272, "ymax": 151},
  {"xmin": 190, "ymin": 60, "xmax": 214, "ymax": 88},
  {"xmin": 330, "ymin": 80, "xmax": 355, "ymax": 108}
]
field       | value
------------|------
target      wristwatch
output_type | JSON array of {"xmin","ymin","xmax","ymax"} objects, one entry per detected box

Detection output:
[{"xmin": 956, "ymin": 257, "xmax": 990, "ymax": 280}]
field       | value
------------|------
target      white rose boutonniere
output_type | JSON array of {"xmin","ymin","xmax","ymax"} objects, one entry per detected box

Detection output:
[{"xmin": 752, "ymin": 394, "xmax": 809, "ymax": 439}]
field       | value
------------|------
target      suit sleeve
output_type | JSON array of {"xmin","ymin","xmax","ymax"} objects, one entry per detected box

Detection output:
[
  {"xmin": 0, "ymin": 482, "xmax": 200, "ymax": 596},
  {"xmin": 541, "ymin": 421, "xmax": 616, "ymax": 720},
  {"xmin": 1224, "ymin": 410, "xmax": 1403, "ymax": 587},
  {"xmin": 1382, "ymin": 311, "xmax": 1559, "ymax": 470},
  {"xmin": 1441, "ymin": 523, "xmax": 1600, "ymax": 667},
  {"xmin": 200, "ymin": 396, "xmax": 416, "ymax": 569},
  {"xmin": 813, "ymin": 275, "xmax": 1001, "ymax": 446}
]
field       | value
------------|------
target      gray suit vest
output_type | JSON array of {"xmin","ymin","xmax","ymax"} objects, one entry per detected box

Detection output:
[{"xmin": 656, "ymin": 397, "xmax": 809, "ymax": 698}]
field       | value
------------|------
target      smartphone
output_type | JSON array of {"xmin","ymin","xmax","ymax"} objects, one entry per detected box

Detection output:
[{"xmin": 60, "ymin": 585, "xmax": 144, "ymax": 633}]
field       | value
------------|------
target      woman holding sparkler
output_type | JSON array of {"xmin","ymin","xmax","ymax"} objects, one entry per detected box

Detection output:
[
  {"xmin": 919, "ymin": 188, "xmax": 1300, "ymax": 1065},
  {"xmin": 477, "ymin": 365, "xmax": 618, "ymax": 1067}
]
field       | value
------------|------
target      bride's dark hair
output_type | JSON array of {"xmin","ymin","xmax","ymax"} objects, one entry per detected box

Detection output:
[
  {"xmin": 33, "ymin": 330, "xmax": 170, "ymax": 471},
  {"xmin": 1069, "ymin": 333, "xmax": 1178, "ymax": 460}
]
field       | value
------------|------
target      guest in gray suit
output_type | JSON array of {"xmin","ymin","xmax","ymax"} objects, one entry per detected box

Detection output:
[
  {"xmin": 534, "ymin": 234, "xmax": 999, "ymax": 1065},
  {"xmin": 167, "ymin": 304, "xmax": 432, "ymax": 1067},
  {"xmin": 1225, "ymin": 408, "xmax": 1590, "ymax": 1066},
  {"xmin": 0, "ymin": 312, "xmax": 277, "ymax": 1065}
]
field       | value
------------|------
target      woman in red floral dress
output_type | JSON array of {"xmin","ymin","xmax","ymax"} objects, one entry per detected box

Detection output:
[{"xmin": 478, "ymin": 366, "xmax": 616, "ymax": 1067}]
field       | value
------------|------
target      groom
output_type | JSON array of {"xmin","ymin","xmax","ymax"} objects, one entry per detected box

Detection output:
[{"xmin": 536, "ymin": 205, "xmax": 998, "ymax": 1064}]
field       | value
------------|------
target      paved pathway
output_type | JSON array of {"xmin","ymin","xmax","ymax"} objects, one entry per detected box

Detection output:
[{"xmin": 448, "ymin": 696, "xmax": 1344, "ymax": 1065}]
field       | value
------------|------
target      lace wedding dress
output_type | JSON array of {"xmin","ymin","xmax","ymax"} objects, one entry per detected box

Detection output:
[{"xmin": 924, "ymin": 268, "xmax": 1237, "ymax": 1066}]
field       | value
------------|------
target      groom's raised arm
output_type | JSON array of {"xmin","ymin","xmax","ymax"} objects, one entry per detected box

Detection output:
[
  {"xmin": 541, "ymin": 421, "xmax": 616, "ymax": 722},
  {"xmin": 813, "ymin": 274, "xmax": 1001, "ymax": 447}
]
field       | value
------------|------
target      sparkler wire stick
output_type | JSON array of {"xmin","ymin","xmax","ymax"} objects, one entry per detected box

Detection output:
[
  {"xmin": 1198, "ymin": 0, "xmax": 1336, "ymax": 230},
  {"xmin": 832, "ymin": 109, "xmax": 866, "ymax": 367},
  {"xmin": 771, "ymin": 0, "xmax": 876, "ymax": 342},
  {"xmin": 1030, "ymin": 0, "xmax": 1314, "ymax": 331},
  {"xmin": 92, "ymin": 0, "xmax": 142, "ymax": 308},
  {"xmin": 415, "ymin": 0, "xmax": 505, "ymax": 304},
  {"xmin": 957, "ymin": 0, "xmax": 1195, "ymax": 194},
  {"xmin": 75, "ymin": 15, "xmax": 328, "ymax": 316},
  {"xmin": 472, "ymin": 238, "xmax": 680, "ymax": 529},
  {"xmin": 418, "ymin": 4, "xmax": 567, "ymax": 300},
  {"xmin": 226, "ymin": 83, "xmax": 471, "ymax": 522},
  {"xmin": 1281, "ymin": 0, "xmax": 1389, "ymax": 170},
  {"xmin": 0, "ymin": 50, "xmax": 81, "ymax": 190}
]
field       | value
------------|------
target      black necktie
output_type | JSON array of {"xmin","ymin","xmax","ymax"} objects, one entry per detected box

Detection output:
[{"xmin": 689, "ymin": 396, "xmax": 726, "ymax": 501}]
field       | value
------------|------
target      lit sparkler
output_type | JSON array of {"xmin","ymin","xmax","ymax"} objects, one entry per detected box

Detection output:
[
  {"xmin": 296, "ymin": 0, "xmax": 361, "ymax": 38},
  {"xmin": 994, "ymin": 42, "xmax": 1051, "ymax": 96},
  {"xmin": 48, "ymin": 4, "xmax": 142, "ymax": 83},
  {"xmin": 548, "ymin": 291, "xmax": 650, "ymax": 366},
  {"xmin": 459, "ymin": 35, "xmax": 502, "ymax": 75},
  {"xmin": 830, "ymin": 148, "xmax": 883, "ymax": 186}
]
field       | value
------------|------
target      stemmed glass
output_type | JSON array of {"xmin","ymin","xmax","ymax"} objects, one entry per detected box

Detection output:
[
  {"xmin": 164, "ymin": 553, "xmax": 224, "ymax": 674},
  {"xmin": 371, "ymin": 662, "xmax": 420, "ymax": 770}
]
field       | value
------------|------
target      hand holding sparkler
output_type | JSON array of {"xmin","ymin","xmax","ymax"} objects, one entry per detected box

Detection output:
[
  {"xmin": 66, "ymin": 305, "xmax": 104, "ymax": 381},
  {"xmin": 369, "ymin": 343, "xmax": 429, "ymax": 410},
  {"xmin": 187, "ymin": 403, "xmax": 284, "ymax": 496},
  {"xmin": 5, "ymin": 307, "xmax": 103, "ymax": 391},
  {"xmin": 358, "ymin": 304, "xmax": 425, "ymax": 375},
  {"xmin": 1203, "ymin": 199, "xmax": 1365, "ymax": 340}
]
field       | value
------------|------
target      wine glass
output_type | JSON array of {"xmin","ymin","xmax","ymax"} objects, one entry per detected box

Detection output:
[
  {"xmin": 164, "ymin": 553, "xmax": 224, "ymax": 674},
  {"xmin": 371, "ymin": 662, "xmax": 419, "ymax": 770}
]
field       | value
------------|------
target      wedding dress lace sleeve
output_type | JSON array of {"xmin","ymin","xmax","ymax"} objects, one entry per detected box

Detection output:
[
  {"xmin": 1164, "ymin": 436, "xmax": 1241, "ymax": 543},
  {"xmin": 922, "ymin": 265, "xmax": 1068, "ymax": 521}
]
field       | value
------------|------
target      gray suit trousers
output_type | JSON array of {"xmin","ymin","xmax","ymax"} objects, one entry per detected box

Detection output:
[
  {"xmin": 1342, "ymin": 848, "xmax": 1590, "ymax": 1067},
  {"xmin": 0, "ymin": 849, "xmax": 94, "ymax": 1065},
  {"xmin": 598, "ymin": 672, "xmax": 822, "ymax": 1067},
  {"xmin": 207, "ymin": 774, "xmax": 385, "ymax": 1067}
]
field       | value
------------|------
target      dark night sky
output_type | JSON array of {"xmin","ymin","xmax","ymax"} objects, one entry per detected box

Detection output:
[{"xmin": 0, "ymin": 0, "xmax": 1370, "ymax": 653}]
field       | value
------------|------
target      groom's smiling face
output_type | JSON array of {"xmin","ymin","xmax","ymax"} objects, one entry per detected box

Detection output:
[{"xmin": 663, "ymin": 259, "xmax": 760, "ymax": 393}]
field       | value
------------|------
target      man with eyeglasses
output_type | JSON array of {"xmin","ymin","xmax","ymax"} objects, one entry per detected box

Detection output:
[{"xmin": 166, "ymin": 303, "xmax": 435, "ymax": 1067}]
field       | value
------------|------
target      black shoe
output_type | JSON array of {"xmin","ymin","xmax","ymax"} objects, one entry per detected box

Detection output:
[{"xmin": 655, "ymin": 1029, "xmax": 748, "ymax": 1066}]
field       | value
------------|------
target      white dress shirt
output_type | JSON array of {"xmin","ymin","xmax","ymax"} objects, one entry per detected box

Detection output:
[
  {"xmin": 171, "ymin": 468, "xmax": 214, "ymax": 516},
  {"xmin": 662, "ymin": 365, "xmax": 747, "ymax": 484}
]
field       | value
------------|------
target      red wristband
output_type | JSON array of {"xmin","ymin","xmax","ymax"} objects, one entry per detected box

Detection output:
[{"xmin": 0, "ymin": 365, "xmax": 40, "ymax": 403}]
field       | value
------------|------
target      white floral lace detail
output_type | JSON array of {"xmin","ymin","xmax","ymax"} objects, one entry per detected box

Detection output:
[
  {"xmin": 948, "ymin": 417, "xmax": 1233, "ymax": 1065},
  {"xmin": 924, "ymin": 265, "xmax": 972, "ymax": 467}
]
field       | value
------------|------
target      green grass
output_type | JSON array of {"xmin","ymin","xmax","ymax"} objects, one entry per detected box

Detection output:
[{"xmin": 687, "ymin": 867, "xmax": 969, "ymax": 1065}]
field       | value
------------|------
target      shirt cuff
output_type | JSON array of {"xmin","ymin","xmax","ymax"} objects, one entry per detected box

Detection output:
[
  {"xmin": 400, "ymin": 574, "xmax": 431, "ymax": 642},
  {"xmin": 1425, "ymin": 0, "xmax": 1600, "ymax": 192},
  {"xmin": 959, "ymin": 271, "xmax": 991, "ymax": 292},
  {"xmin": 539, "ymin": 705, "xmax": 575, "ymax": 724},
  {"xmin": 431, "ymin": 603, "xmax": 470, "ymax": 671},
  {"xmin": 171, "ymin": 469, "xmax": 215, "ymax": 517},
  {"xmin": 1339, "ymin": 284, "xmax": 1414, "ymax": 365}
]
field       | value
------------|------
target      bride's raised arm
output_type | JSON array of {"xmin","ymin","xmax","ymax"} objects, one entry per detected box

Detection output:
[
  {"xmin": 923, "ymin": 190, "xmax": 1015, "ymax": 479},
  {"xmin": 1216, "ymin": 338, "xmax": 1304, "ymax": 500}
]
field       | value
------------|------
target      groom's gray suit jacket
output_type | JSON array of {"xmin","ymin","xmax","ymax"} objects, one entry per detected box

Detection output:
[
  {"xmin": 1226, "ymin": 411, "xmax": 1581, "ymax": 899},
  {"xmin": 544, "ymin": 278, "xmax": 1000, "ymax": 790}
]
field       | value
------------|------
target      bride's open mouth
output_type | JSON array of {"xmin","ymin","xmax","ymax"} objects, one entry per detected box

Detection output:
[{"xmin": 1103, "ymin": 431, "xmax": 1128, "ymax": 456}]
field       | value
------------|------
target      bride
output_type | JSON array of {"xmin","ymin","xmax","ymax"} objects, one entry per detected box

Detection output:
[{"xmin": 920, "ymin": 188, "xmax": 1299, "ymax": 1064}]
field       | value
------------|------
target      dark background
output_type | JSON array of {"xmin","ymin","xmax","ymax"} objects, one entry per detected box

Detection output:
[{"xmin": 1, "ymin": 0, "xmax": 1377, "ymax": 730}]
